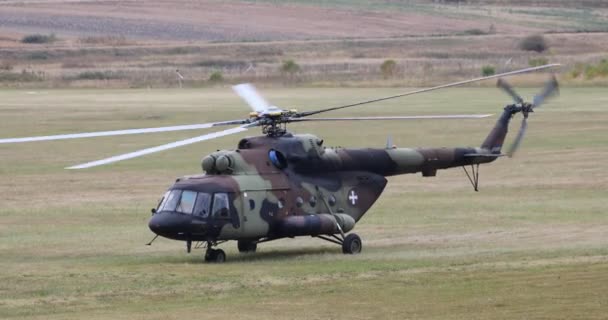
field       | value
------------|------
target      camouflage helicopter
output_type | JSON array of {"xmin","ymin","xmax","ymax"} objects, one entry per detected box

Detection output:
[{"xmin": 0, "ymin": 65, "xmax": 559, "ymax": 262}]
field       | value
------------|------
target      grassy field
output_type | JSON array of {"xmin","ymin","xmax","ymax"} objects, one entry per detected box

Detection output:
[{"xmin": 0, "ymin": 86, "xmax": 607, "ymax": 319}]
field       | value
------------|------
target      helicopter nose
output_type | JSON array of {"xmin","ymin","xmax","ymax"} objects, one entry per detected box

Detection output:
[
  {"xmin": 148, "ymin": 212, "xmax": 193, "ymax": 238},
  {"xmin": 148, "ymin": 213, "xmax": 164, "ymax": 235}
]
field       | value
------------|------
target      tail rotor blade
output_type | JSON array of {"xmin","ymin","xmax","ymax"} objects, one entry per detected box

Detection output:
[
  {"xmin": 507, "ymin": 118, "xmax": 528, "ymax": 158},
  {"xmin": 497, "ymin": 78, "xmax": 524, "ymax": 104},
  {"xmin": 532, "ymin": 75, "xmax": 559, "ymax": 108},
  {"xmin": 232, "ymin": 83, "xmax": 271, "ymax": 113}
]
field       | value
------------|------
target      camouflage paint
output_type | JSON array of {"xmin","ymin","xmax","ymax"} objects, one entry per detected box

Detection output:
[{"xmin": 149, "ymin": 106, "xmax": 516, "ymax": 243}]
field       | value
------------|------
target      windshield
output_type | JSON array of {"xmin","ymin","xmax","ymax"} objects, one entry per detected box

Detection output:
[
  {"xmin": 158, "ymin": 190, "xmax": 216, "ymax": 217},
  {"xmin": 156, "ymin": 191, "xmax": 170, "ymax": 210},
  {"xmin": 160, "ymin": 190, "xmax": 181, "ymax": 211},
  {"xmin": 176, "ymin": 190, "xmax": 197, "ymax": 214}
]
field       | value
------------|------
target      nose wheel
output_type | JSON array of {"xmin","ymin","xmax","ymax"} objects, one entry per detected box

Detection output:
[{"xmin": 204, "ymin": 248, "xmax": 226, "ymax": 263}]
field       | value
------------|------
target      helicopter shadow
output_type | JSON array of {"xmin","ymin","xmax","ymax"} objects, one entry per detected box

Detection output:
[
  {"xmin": 161, "ymin": 247, "xmax": 344, "ymax": 264},
  {"xmin": 229, "ymin": 247, "xmax": 343, "ymax": 263}
]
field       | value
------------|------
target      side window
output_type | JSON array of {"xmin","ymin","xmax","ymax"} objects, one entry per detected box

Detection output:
[
  {"xmin": 212, "ymin": 193, "xmax": 230, "ymax": 219},
  {"xmin": 161, "ymin": 190, "xmax": 181, "ymax": 211},
  {"xmin": 176, "ymin": 190, "xmax": 197, "ymax": 214},
  {"xmin": 194, "ymin": 193, "xmax": 211, "ymax": 217}
]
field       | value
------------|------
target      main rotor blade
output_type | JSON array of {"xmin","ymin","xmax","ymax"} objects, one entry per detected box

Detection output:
[
  {"xmin": 507, "ymin": 117, "xmax": 528, "ymax": 158},
  {"xmin": 288, "ymin": 114, "xmax": 493, "ymax": 122},
  {"xmin": 298, "ymin": 64, "xmax": 560, "ymax": 117},
  {"xmin": 66, "ymin": 126, "xmax": 250, "ymax": 169},
  {"xmin": 0, "ymin": 119, "xmax": 247, "ymax": 144},
  {"xmin": 496, "ymin": 78, "xmax": 524, "ymax": 104},
  {"xmin": 532, "ymin": 75, "xmax": 559, "ymax": 108},
  {"xmin": 232, "ymin": 83, "xmax": 271, "ymax": 113}
]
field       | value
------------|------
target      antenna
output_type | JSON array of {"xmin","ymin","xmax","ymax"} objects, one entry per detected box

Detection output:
[{"xmin": 385, "ymin": 136, "xmax": 394, "ymax": 149}]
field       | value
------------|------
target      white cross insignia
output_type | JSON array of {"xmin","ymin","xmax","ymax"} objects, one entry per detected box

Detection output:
[{"xmin": 348, "ymin": 190, "xmax": 358, "ymax": 205}]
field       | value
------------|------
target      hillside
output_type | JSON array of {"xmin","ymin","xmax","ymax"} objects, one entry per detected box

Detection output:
[
  {"xmin": 0, "ymin": 0, "xmax": 607, "ymax": 87},
  {"xmin": 0, "ymin": 0, "xmax": 547, "ymax": 42}
]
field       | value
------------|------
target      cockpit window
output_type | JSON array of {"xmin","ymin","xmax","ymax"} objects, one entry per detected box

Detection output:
[
  {"xmin": 176, "ymin": 190, "xmax": 197, "ymax": 214},
  {"xmin": 161, "ymin": 190, "xmax": 181, "ymax": 211},
  {"xmin": 212, "ymin": 193, "xmax": 230, "ymax": 219},
  {"xmin": 194, "ymin": 192, "xmax": 211, "ymax": 217},
  {"xmin": 157, "ymin": 191, "xmax": 170, "ymax": 211}
]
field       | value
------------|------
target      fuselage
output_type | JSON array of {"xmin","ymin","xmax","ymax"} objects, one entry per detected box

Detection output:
[{"xmin": 149, "ymin": 132, "xmax": 498, "ymax": 242}]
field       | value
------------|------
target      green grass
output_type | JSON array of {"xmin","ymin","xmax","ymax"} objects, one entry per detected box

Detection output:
[
  {"xmin": 242, "ymin": 0, "xmax": 608, "ymax": 31},
  {"xmin": 0, "ymin": 87, "xmax": 607, "ymax": 319}
]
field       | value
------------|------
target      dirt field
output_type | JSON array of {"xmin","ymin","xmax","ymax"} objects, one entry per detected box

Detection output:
[
  {"xmin": 0, "ymin": 0, "xmax": 543, "ymax": 42},
  {"xmin": 0, "ymin": 1, "xmax": 607, "ymax": 88}
]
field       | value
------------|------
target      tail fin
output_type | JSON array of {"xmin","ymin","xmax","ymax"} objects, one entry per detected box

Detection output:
[{"xmin": 480, "ymin": 105, "xmax": 519, "ymax": 153}]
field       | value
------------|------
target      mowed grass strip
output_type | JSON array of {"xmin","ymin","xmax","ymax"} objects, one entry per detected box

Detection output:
[
  {"xmin": 0, "ymin": 87, "xmax": 607, "ymax": 319},
  {"xmin": 3, "ymin": 258, "xmax": 607, "ymax": 319}
]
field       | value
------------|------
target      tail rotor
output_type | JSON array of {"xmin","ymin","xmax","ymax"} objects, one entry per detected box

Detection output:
[{"xmin": 497, "ymin": 75, "xmax": 559, "ymax": 157}]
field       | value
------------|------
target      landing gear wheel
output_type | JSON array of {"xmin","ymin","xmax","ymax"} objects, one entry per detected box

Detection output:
[
  {"xmin": 237, "ymin": 240, "xmax": 257, "ymax": 253},
  {"xmin": 342, "ymin": 233, "xmax": 362, "ymax": 254},
  {"xmin": 205, "ymin": 249, "xmax": 226, "ymax": 263}
]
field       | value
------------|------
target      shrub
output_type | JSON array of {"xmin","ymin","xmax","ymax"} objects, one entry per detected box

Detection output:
[
  {"xmin": 528, "ymin": 57, "xmax": 549, "ymax": 67},
  {"xmin": 570, "ymin": 63, "xmax": 585, "ymax": 78},
  {"xmin": 280, "ymin": 59, "xmax": 301, "ymax": 76},
  {"xmin": 0, "ymin": 61, "xmax": 13, "ymax": 71},
  {"xmin": 195, "ymin": 60, "xmax": 248, "ymax": 68},
  {"xmin": 488, "ymin": 24, "xmax": 496, "ymax": 34},
  {"xmin": 380, "ymin": 59, "xmax": 397, "ymax": 79},
  {"xmin": 208, "ymin": 71, "xmax": 223, "ymax": 82},
  {"xmin": 74, "ymin": 71, "xmax": 119, "ymax": 80},
  {"xmin": 519, "ymin": 34, "xmax": 548, "ymax": 53},
  {"xmin": 0, "ymin": 70, "xmax": 43, "ymax": 82},
  {"xmin": 463, "ymin": 29, "xmax": 487, "ymax": 36},
  {"xmin": 61, "ymin": 61, "xmax": 94, "ymax": 69},
  {"xmin": 21, "ymin": 34, "xmax": 57, "ymax": 44},
  {"xmin": 78, "ymin": 36, "xmax": 129, "ymax": 46},
  {"xmin": 26, "ymin": 52, "xmax": 50, "ymax": 60},
  {"xmin": 167, "ymin": 47, "xmax": 191, "ymax": 55},
  {"xmin": 258, "ymin": 49, "xmax": 283, "ymax": 56},
  {"xmin": 584, "ymin": 59, "xmax": 608, "ymax": 79},
  {"xmin": 481, "ymin": 65, "xmax": 495, "ymax": 76}
]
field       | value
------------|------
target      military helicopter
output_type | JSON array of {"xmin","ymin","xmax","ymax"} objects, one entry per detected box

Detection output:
[{"xmin": 0, "ymin": 65, "xmax": 559, "ymax": 262}]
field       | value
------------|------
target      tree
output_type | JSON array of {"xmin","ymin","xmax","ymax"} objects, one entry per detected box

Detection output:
[
  {"xmin": 528, "ymin": 57, "xmax": 549, "ymax": 67},
  {"xmin": 481, "ymin": 65, "xmax": 495, "ymax": 76},
  {"xmin": 208, "ymin": 71, "xmax": 223, "ymax": 83},
  {"xmin": 280, "ymin": 59, "xmax": 301, "ymax": 80},
  {"xmin": 519, "ymin": 34, "xmax": 548, "ymax": 53},
  {"xmin": 380, "ymin": 59, "xmax": 397, "ymax": 79}
]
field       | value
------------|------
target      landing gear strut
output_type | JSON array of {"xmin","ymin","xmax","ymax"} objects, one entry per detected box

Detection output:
[
  {"xmin": 315, "ymin": 187, "xmax": 362, "ymax": 254},
  {"xmin": 462, "ymin": 163, "xmax": 480, "ymax": 192}
]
